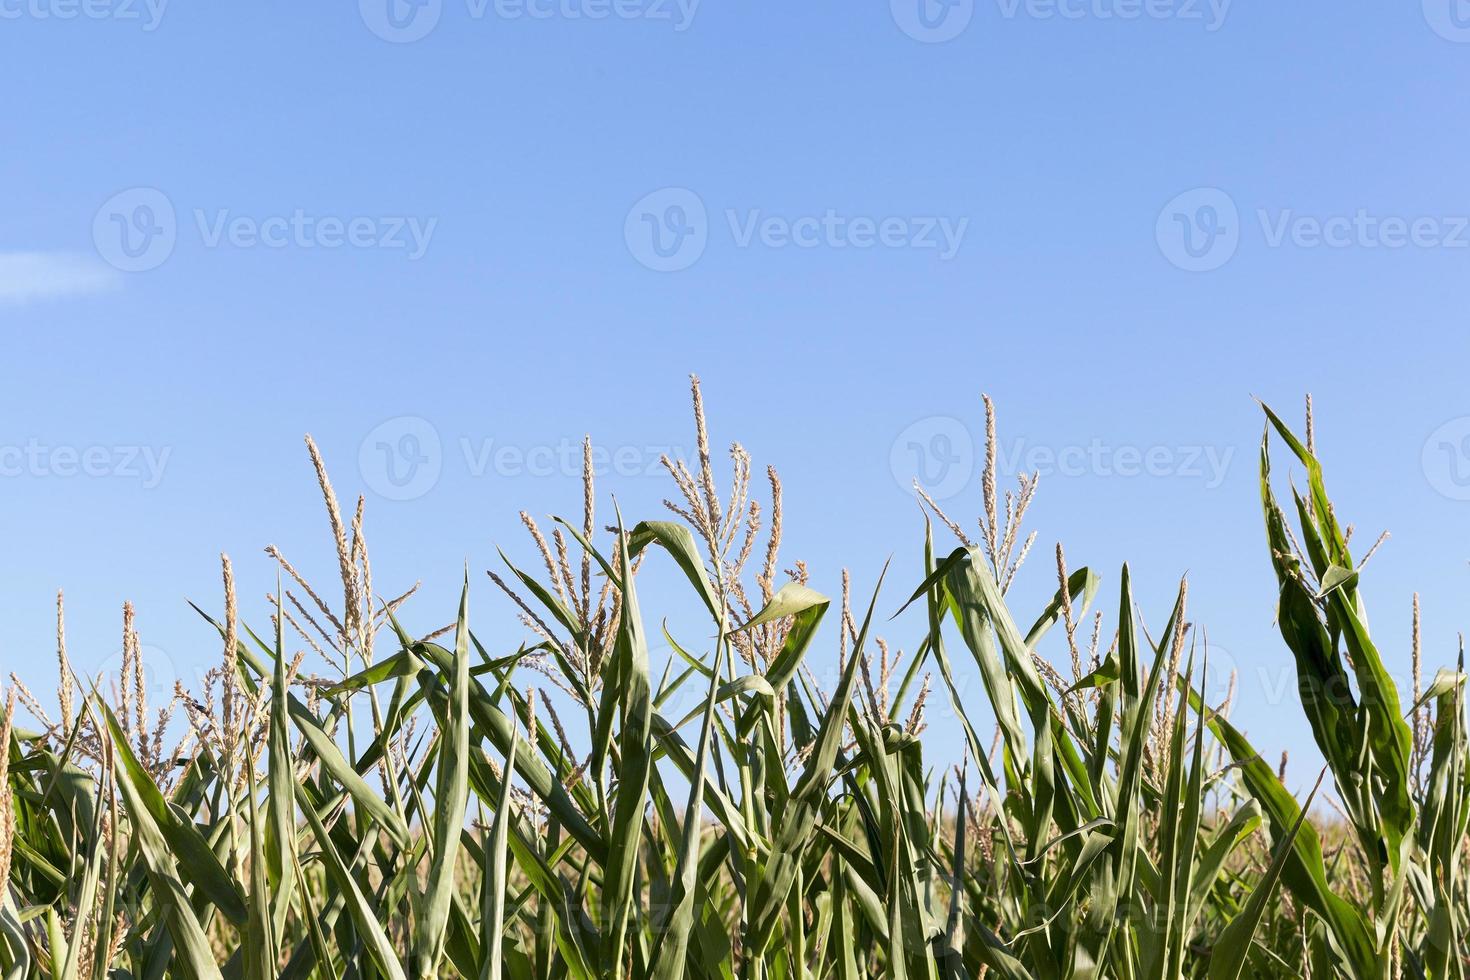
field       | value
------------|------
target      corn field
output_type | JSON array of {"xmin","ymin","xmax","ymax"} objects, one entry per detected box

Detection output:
[{"xmin": 0, "ymin": 381, "xmax": 1466, "ymax": 979}]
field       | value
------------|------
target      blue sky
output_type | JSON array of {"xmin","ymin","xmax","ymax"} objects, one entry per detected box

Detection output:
[{"xmin": 4, "ymin": 1, "xmax": 1470, "ymax": 788}]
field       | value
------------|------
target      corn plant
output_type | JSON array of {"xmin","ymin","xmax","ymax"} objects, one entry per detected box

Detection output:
[{"xmin": 0, "ymin": 381, "xmax": 1465, "ymax": 979}]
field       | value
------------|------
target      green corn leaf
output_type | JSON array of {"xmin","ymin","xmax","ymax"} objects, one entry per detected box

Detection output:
[
  {"xmin": 413, "ymin": 572, "xmax": 474, "ymax": 978},
  {"xmin": 1192, "ymin": 691, "xmax": 1378, "ymax": 979},
  {"xmin": 482, "ymin": 716, "xmax": 519, "ymax": 980},
  {"xmin": 97, "ymin": 700, "xmax": 225, "ymax": 980},
  {"xmin": 53, "ymin": 770, "xmax": 106, "ymax": 980},
  {"xmin": 735, "ymin": 581, "xmax": 830, "ymax": 693},
  {"xmin": 648, "ymin": 608, "xmax": 729, "ymax": 980},
  {"xmin": 265, "ymin": 582, "xmax": 297, "ymax": 945},
  {"xmin": 747, "ymin": 563, "xmax": 887, "ymax": 958},
  {"xmin": 627, "ymin": 519, "xmax": 722, "ymax": 620},
  {"xmin": 1209, "ymin": 771, "xmax": 1328, "ymax": 980},
  {"xmin": 95, "ymin": 696, "xmax": 246, "ymax": 923},
  {"xmin": 242, "ymin": 742, "xmax": 274, "ymax": 980},
  {"xmin": 601, "ymin": 510, "xmax": 655, "ymax": 977},
  {"xmin": 296, "ymin": 783, "xmax": 409, "ymax": 980}
]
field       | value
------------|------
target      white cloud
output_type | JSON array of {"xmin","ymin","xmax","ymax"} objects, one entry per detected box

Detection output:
[{"xmin": 0, "ymin": 251, "xmax": 123, "ymax": 305}]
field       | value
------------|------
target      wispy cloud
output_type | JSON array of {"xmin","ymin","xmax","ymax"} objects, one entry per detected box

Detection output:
[{"xmin": 0, "ymin": 251, "xmax": 122, "ymax": 305}]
